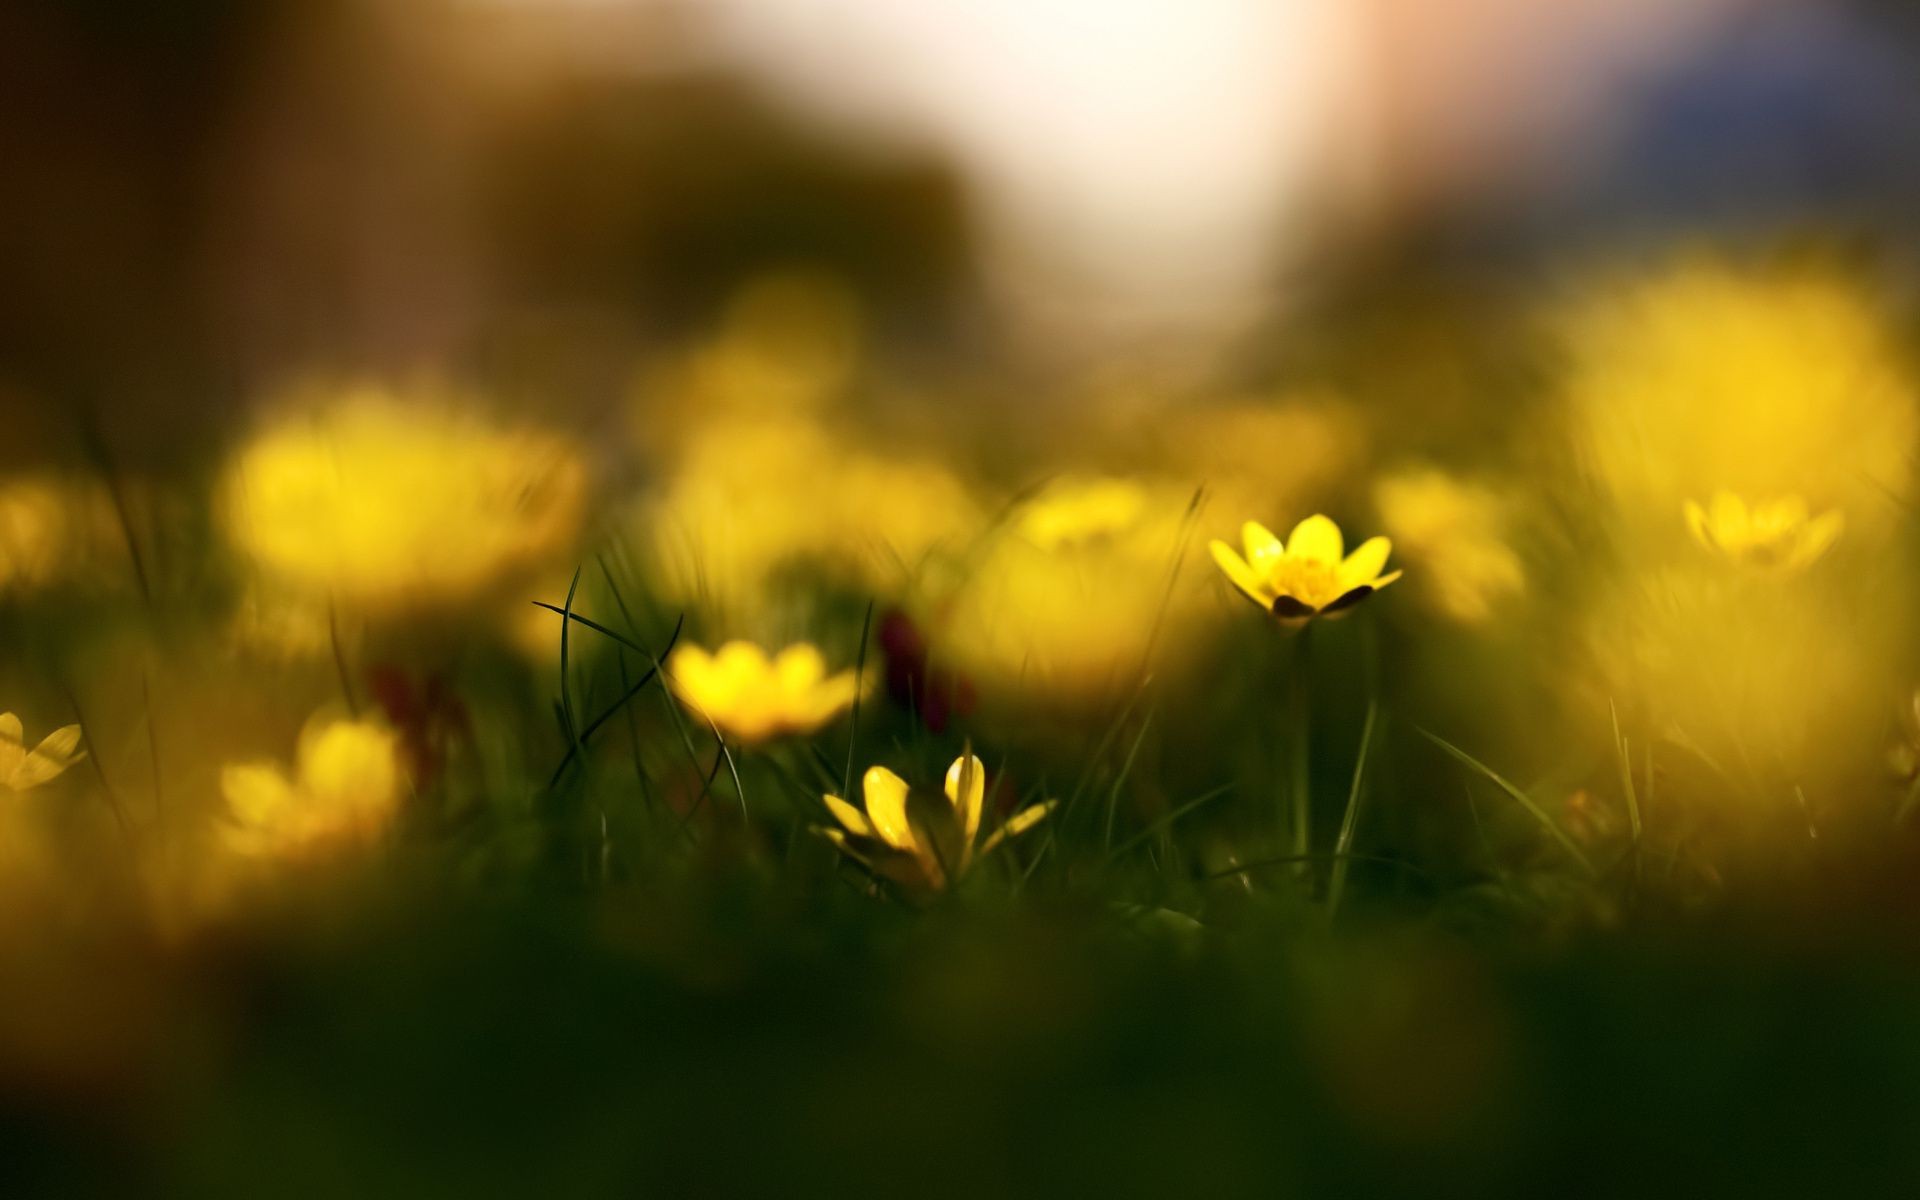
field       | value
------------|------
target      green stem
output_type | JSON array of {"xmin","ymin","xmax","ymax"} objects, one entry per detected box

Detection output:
[{"xmin": 1289, "ymin": 624, "xmax": 1314, "ymax": 888}]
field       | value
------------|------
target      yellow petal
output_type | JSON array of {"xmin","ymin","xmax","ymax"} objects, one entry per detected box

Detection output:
[
  {"xmin": 823, "ymin": 792, "xmax": 874, "ymax": 838},
  {"xmin": 809, "ymin": 670, "xmax": 863, "ymax": 720},
  {"xmin": 1371, "ymin": 568, "xmax": 1403, "ymax": 590},
  {"xmin": 861, "ymin": 765, "xmax": 918, "ymax": 854},
  {"xmin": 979, "ymin": 800, "xmax": 1056, "ymax": 856},
  {"xmin": 1286, "ymin": 514, "xmax": 1343, "ymax": 564},
  {"xmin": 945, "ymin": 753, "xmax": 986, "ymax": 846},
  {"xmin": 1709, "ymin": 491, "xmax": 1748, "ymax": 539},
  {"xmin": 1210, "ymin": 540, "xmax": 1274, "ymax": 607},
  {"xmin": 0, "ymin": 713, "xmax": 23, "ymax": 785},
  {"xmin": 774, "ymin": 643, "xmax": 827, "ymax": 691},
  {"xmin": 713, "ymin": 641, "xmax": 773, "ymax": 689},
  {"xmin": 298, "ymin": 719, "xmax": 401, "ymax": 815},
  {"xmin": 1790, "ymin": 509, "xmax": 1845, "ymax": 569},
  {"xmin": 222, "ymin": 763, "xmax": 298, "ymax": 828},
  {"xmin": 1337, "ymin": 536, "xmax": 1393, "ymax": 591},
  {"xmin": 10, "ymin": 724, "xmax": 83, "ymax": 790},
  {"xmin": 1241, "ymin": 520, "xmax": 1284, "ymax": 568}
]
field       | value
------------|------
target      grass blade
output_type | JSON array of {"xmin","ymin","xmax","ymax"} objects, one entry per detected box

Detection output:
[
  {"xmin": 1325, "ymin": 698, "xmax": 1379, "ymax": 918},
  {"xmin": 1420, "ymin": 728, "xmax": 1597, "ymax": 877}
]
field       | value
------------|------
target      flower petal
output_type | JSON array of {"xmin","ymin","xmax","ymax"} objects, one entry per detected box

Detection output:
[
  {"xmin": 1790, "ymin": 509, "xmax": 1845, "ymax": 569},
  {"xmin": 1338, "ymin": 536, "xmax": 1393, "ymax": 591},
  {"xmin": 11, "ymin": 724, "xmax": 83, "ymax": 789},
  {"xmin": 774, "ymin": 643, "xmax": 827, "ymax": 690},
  {"xmin": 0, "ymin": 713, "xmax": 23, "ymax": 786},
  {"xmin": 945, "ymin": 753, "xmax": 986, "ymax": 847},
  {"xmin": 713, "ymin": 640, "xmax": 772, "ymax": 687},
  {"xmin": 979, "ymin": 800, "xmax": 1056, "ymax": 856},
  {"xmin": 1210, "ymin": 540, "xmax": 1275, "ymax": 608},
  {"xmin": 222, "ymin": 763, "xmax": 298, "ymax": 828},
  {"xmin": 665, "ymin": 644, "xmax": 714, "ymax": 703},
  {"xmin": 1272, "ymin": 595, "xmax": 1317, "ymax": 619},
  {"xmin": 1320, "ymin": 585, "xmax": 1374, "ymax": 616},
  {"xmin": 823, "ymin": 793, "xmax": 874, "ymax": 839},
  {"xmin": 861, "ymin": 765, "xmax": 918, "ymax": 854},
  {"xmin": 1241, "ymin": 520, "xmax": 1284, "ymax": 567},
  {"xmin": 1287, "ymin": 514, "xmax": 1343, "ymax": 564},
  {"xmin": 1709, "ymin": 491, "xmax": 1748, "ymax": 540}
]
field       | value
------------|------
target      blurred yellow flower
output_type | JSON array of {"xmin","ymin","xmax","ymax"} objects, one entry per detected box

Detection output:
[
  {"xmin": 667, "ymin": 640, "xmax": 862, "ymax": 746},
  {"xmin": 221, "ymin": 387, "xmax": 588, "ymax": 615},
  {"xmin": 683, "ymin": 270, "xmax": 865, "ymax": 415},
  {"xmin": 0, "ymin": 714, "xmax": 83, "ymax": 792},
  {"xmin": 820, "ymin": 754, "xmax": 1052, "ymax": 893},
  {"xmin": 1582, "ymin": 567, "xmax": 1890, "ymax": 792},
  {"xmin": 1015, "ymin": 476, "xmax": 1148, "ymax": 551},
  {"xmin": 1374, "ymin": 469, "xmax": 1525, "ymax": 623},
  {"xmin": 1684, "ymin": 491, "xmax": 1842, "ymax": 572},
  {"xmin": 643, "ymin": 412, "xmax": 979, "ymax": 624},
  {"xmin": 1561, "ymin": 257, "xmax": 1915, "ymax": 537},
  {"xmin": 934, "ymin": 476, "xmax": 1204, "ymax": 712},
  {"xmin": 1210, "ymin": 514, "xmax": 1400, "ymax": 623},
  {"xmin": 221, "ymin": 717, "xmax": 404, "ymax": 860},
  {"xmin": 0, "ymin": 476, "xmax": 124, "ymax": 593},
  {"xmin": 1116, "ymin": 392, "xmax": 1366, "ymax": 528}
]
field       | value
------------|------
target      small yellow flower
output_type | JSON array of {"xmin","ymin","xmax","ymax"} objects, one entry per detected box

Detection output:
[
  {"xmin": 819, "ymin": 754, "xmax": 1053, "ymax": 892},
  {"xmin": 1209, "ymin": 514, "xmax": 1401, "ymax": 622},
  {"xmin": 1684, "ymin": 491, "xmax": 1842, "ymax": 571},
  {"xmin": 1374, "ymin": 468, "xmax": 1525, "ymax": 624},
  {"xmin": 667, "ymin": 641, "xmax": 862, "ymax": 746},
  {"xmin": 1014, "ymin": 477, "xmax": 1149, "ymax": 551},
  {"xmin": 221, "ymin": 387, "xmax": 588, "ymax": 615},
  {"xmin": 222, "ymin": 717, "xmax": 404, "ymax": 860},
  {"xmin": 0, "ymin": 714, "xmax": 83, "ymax": 792}
]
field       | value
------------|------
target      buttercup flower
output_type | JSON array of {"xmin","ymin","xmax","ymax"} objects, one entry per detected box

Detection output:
[
  {"xmin": 1374, "ymin": 468, "xmax": 1525, "ymax": 624},
  {"xmin": 221, "ymin": 387, "xmax": 587, "ymax": 615},
  {"xmin": 0, "ymin": 714, "xmax": 83, "ymax": 792},
  {"xmin": 1685, "ymin": 491, "xmax": 1842, "ymax": 571},
  {"xmin": 936, "ymin": 476, "xmax": 1206, "ymax": 713},
  {"xmin": 819, "ymin": 754, "xmax": 1053, "ymax": 893},
  {"xmin": 222, "ymin": 717, "xmax": 404, "ymax": 860},
  {"xmin": 1015, "ymin": 476, "xmax": 1149, "ymax": 551},
  {"xmin": 668, "ymin": 640, "xmax": 862, "ymax": 746},
  {"xmin": 1209, "ymin": 514, "xmax": 1400, "ymax": 622}
]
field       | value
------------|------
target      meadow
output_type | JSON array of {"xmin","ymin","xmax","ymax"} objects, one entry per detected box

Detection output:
[{"xmin": 5, "ymin": 248, "xmax": 1920, "ymax": 1193}]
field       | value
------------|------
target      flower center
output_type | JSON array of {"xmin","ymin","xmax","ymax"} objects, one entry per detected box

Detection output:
[{"xmin": 1268, "ymin": 555, "xmax": 1342, "ymax": 609}]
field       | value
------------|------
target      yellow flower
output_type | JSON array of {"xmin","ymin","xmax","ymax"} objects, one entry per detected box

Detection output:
[
  {"xmin": 0, "ymin": 714, "xmax": 83, "ymax": 792},
  {"xmin": 221, "ymin": 717, "xmax": 404, "ymax": 860},
  {"xmin": 1374, "ymin": 468, "xmax": 1525, "ymax": 624},
  {"xmin": 0, "ymin": 475, "xmax": 125, "ymax": 594},
  {"xmin": 1014, "ymin": 476, "xmax": 1149, "ymax": 551},
  {"xmin": 1560, "ymin": 257, "xmax": 1915, "ymax": 538},
  {"xmin": 221, "ymin": 386, "xmax": 587, "ymax": 615},
  {"xmin": 1209, "ymin": 514, "xmax": 1400, "ymax": 622},
  {"xmin": 667, "ymin": 641, "xmax": 862, "ymax": 746},
  {"xmin": 934, "ymin": 476, "xmax": 1208, "ymax": 713},
  {"xmin": 1684, "ymin": 491, "xmax": 1842, "ymax": 571},
  {"xmin": 641, "ymin": 412, "xmax": 979, "ymax": 625},
  {"xmin": 819, "ymin": 754, "xmax": 1053, "ymax": 892}
]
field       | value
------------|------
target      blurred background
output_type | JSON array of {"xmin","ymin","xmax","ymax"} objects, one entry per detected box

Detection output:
[
  {"xmin": 10, "ymin": 0, "xmax": 1920, "ymax": 1193},
  {"xmin": 10, "ymin": 0, "xmax": 1920, "ymax": 445}
]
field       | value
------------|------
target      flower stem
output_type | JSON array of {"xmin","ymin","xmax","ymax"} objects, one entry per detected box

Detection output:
[{"xmin": 1289, "ymin": 624, "xmax": 1313, "ymax": 889}]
